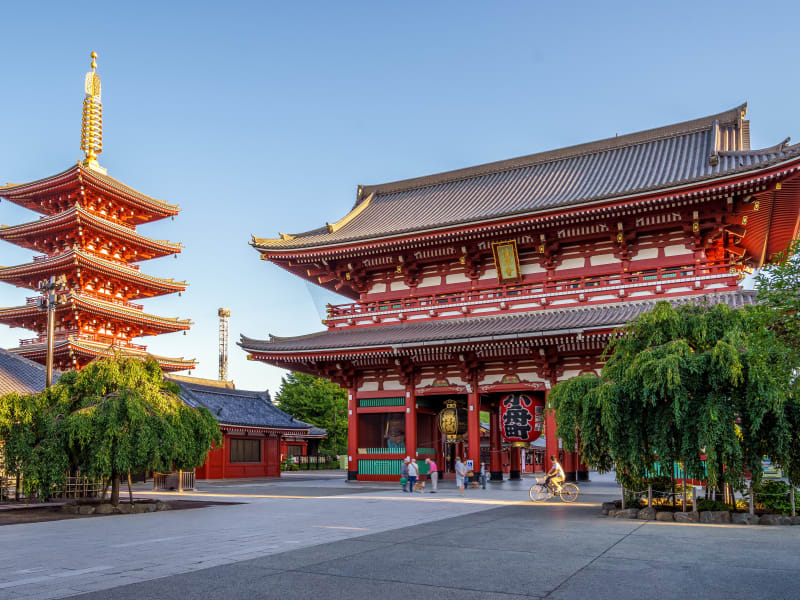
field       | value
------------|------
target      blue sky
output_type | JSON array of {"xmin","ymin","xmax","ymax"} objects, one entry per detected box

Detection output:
[{"xmin": 1, "ymin": 1, "xmax": 797, "ymax": 394}]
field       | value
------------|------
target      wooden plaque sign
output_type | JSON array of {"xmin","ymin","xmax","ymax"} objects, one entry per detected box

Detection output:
[{"xmin": 491, "ymin": 239, "xmax": 522, "ymax": 284}]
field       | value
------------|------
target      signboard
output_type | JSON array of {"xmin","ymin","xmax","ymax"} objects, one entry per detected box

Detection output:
[{"xmin": 491, "ymin": 240, "xmax": 523, "ymax": 284}]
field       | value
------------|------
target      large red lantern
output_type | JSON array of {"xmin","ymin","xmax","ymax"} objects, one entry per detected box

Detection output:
[{"xmin": 499, "ymin": 393, "xmax": 544, "ymax": 447}]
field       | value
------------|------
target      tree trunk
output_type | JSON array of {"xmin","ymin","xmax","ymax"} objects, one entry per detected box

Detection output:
[
  {"xmin": 15, "ymin": 473, "xmax": 20, "ymax": 502},
  {"xmin": 110, "ymin": 472, "xmax": 120, "ymax": 506},
  {"xmin": 127, "ymin": 472, "xmax": 133, "ymax": 505},
  {"xmin": 101, "ymin": 479, "xmax": 109, "ymax": 501}
]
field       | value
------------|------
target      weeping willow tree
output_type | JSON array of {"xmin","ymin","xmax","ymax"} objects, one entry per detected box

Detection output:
[
  {"xmin": 0, "ymin": 357, "xmax": 222, "ymax": 505},
  {"xmin": 550, "ymin": 299, "xmax": 800, "ymax": 491}
]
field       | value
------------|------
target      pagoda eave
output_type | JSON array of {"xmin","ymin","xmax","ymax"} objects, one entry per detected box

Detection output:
[
  {"xmin": 0, "ymin": 164, "xmax": 179, "ymax": 224},
  {"xmin": 9, "ymin": 339, "xmax": 196, "ymax": 373}
]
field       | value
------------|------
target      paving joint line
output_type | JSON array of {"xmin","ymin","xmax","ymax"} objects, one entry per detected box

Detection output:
[{"xmin": 541, "ymin": 520, "xmax": 648, "ymax": 598}]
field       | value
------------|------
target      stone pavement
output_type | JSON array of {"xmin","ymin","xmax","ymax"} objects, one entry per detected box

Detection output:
[{"xmin": 2, "ymin": 472, "xmax": 798, "ymax": 599}]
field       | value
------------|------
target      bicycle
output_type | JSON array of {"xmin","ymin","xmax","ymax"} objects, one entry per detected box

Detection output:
[{"xmin": 529, "ymin": 477, "xmax": 580, "ymax": 503}]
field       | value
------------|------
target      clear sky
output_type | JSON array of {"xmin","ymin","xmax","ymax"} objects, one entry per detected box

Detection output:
[{"xmin": 1, "ymin": 0, "xmax": 797, "ymax": 394}]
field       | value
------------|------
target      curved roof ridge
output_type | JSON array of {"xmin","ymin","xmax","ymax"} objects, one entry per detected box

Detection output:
[{"xmin": 360, "ymin": 104, "xmax": 747, "ymax": 198}]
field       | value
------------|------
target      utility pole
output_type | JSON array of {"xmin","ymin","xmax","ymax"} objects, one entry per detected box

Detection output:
[
  {"xmin": 218, "ymin": 308, "xmax": 231, "ymax": 381},
  {"xmin": 38, "ymin": 275, "xmax": 67, "ymax": 387}
]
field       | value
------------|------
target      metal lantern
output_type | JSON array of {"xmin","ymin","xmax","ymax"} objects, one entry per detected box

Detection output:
[
  {"xmin": 437, "ymin": 399, "xmax": 467, "ymax": 441},
  {"xmin": 499, "ymin": 393, "xmax": 544, "ymax": 448}
]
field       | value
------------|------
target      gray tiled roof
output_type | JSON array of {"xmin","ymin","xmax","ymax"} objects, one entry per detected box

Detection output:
[
  {"xmin": 174, "ymin": 377, "xmax": 326, "ymax": 435},
  {"xmin": 240, "ymin": 291, "xmax": 757, "ymax": 354},
  {"xmin": 0, "ymin": 348, "xmax": 59, "ymax": 395},
  {"xmin": 254, "ymin": 105, "xmax": 800, "ymax": 250}
]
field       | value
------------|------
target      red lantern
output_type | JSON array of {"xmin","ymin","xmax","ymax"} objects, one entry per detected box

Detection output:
[{"xmin": 499, "ymin": 393, "xmax": 544, "ymax": 447}]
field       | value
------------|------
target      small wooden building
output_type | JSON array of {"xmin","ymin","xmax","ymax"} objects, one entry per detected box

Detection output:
[{"xmin": 171, "ymin": 376, "xmax": 326, "ymax": 479}]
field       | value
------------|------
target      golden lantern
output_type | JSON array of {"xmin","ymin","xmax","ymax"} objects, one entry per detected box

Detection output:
[{"xmin": 437, "ymin": 399, "xmax": 467, "ymax": 441}]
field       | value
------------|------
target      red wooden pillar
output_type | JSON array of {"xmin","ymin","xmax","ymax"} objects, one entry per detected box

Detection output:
[
  {"xmin": 545, "ymin": 390, "xmax": 559, "ymax": 474},
  {"xmin": 489, "ymin": 403, "xmax": 503, "ymax": 481},
  {"xmin": 576, "ymin": 434, "xmax": 590, "ymax": 481},
  {"xmin": 467, "ymin": 381, "xmax": 480, "ymax": 474},
  {"xmin": 347, "ymin": 387, "xmax": 359, "ymax": 480},
  {"xmin": 405, "ymin": 386, "xmax": 417, "ymax": 459},
  {"xmin": 509, "ymin": 446, "xmax": 522, "ymax": 480},
  {"xmin": 563, "ymin": 448, "xmax": 577, "ymax": 482}
]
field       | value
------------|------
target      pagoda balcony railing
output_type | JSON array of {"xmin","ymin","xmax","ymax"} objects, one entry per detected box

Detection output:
[
  {"xmin": 31, "ymin": 252, "xmax": 141, "ymax": 270},
  {"xmin": 18, "ymin": 331, "xmax": 147, "ymax": 352},
  {"xmin": 25, "ymin": 293, "xmax": 144, "ymax": 311},
  {"xmin": 325, "ymin": 262, "xmax": 741, "ymax": 326}
]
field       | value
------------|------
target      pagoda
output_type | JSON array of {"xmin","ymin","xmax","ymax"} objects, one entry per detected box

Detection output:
[
  {"xmin": 0, "ymin": 53, "xmax": 195, "ymax": 372},
  {"xmin": 242, "ymin": 104, "xmax": 800, "ymax": 482}
]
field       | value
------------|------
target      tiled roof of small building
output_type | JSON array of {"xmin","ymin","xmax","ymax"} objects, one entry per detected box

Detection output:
[
  {"xmin": 0, "ymin": 347, "xmax": 59, "ymax": 395},
  {"xmin": 252, "ymin": 104, "xmax": 800, "ymax": 250},
  {"xmin": 241, "ymin": 291, "xmax": 757, "ymax": 354},
  {"xmin": 173, "ymin": 377, "xmax": 327, "ymax": 435}
]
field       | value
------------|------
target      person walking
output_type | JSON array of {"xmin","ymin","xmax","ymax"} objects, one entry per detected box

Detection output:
[
  {"xmin": 401, "ymin": 457, "xmax": 410, "ymax": 493},
  {"xmin": 425, "ymin": 458, "xmax": 438, "ymax": 493},
  {"xmin": 408, "ymin": 457, "xmax": 419, "ymax": 493},
  {"xmin": 455, "ymin": 456, "xmax": 467, "ymax": 496}
]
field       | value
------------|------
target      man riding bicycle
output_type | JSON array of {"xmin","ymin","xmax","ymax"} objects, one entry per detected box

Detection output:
[{"xmin": 544, "ymin": 455, "xmax": 565, "ymax": 492}]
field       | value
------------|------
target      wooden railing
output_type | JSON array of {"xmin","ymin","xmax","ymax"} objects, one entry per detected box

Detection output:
[
  {"xmin": 26, "ymin": 293, "xmax": 144, "ymax": 311},
  {"xmin": 326, "ymin": 262, "xmax": 740, "ymax": 325}
]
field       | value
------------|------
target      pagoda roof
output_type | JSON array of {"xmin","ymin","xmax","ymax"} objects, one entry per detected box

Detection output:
[
  {"xmin": 0, "ymin": 248, "xmax": 187, "ymax": 295},
  {"xmin": 0, "ymin": 347, "xmax": 60, "ymax": 395},
  {"xmin": 241, "ymin": 290, "xmax": 756, "ymax": 356},
  {"xmin": 0, "ymin": 205, "xmax": 182, "ymax": 258},
  {"xmin": 9, "ymin": 338, "xmax": 196, "ymax": 372},
  {"xmin": 0, "ymin": 293, "xmax": 192, "ymax": 334},
  {"xmin": 0, "ymin": 163, "xmax": 179, "ymax": 221},
  {"xmin": 173, "ymin": 377, "xmax": 326, "ymax": 435},
  {"xmin": 252, "ymin": 104, "xmax": 800, "ymax": 252}
]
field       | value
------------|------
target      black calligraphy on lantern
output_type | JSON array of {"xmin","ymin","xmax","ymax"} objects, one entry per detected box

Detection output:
[{"xmin": 501, "ymin": 394, "xmax": 535, "ymax": 441}]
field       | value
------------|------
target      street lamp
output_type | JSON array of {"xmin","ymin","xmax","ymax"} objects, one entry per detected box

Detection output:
[{"xmin": 37, "ymin": 275, "xmax": 68, "ymax": 387}]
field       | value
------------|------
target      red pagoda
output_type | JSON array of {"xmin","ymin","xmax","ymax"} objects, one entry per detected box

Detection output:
[
  {"xmin": 242, "ymin": 104, "xmax": 800, "ymax": 482},
  {"xmin": 0, "ymin": 53, "xmax": 195, "ymax": 372}
]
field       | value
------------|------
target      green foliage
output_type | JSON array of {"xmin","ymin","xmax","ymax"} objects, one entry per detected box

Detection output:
[
  {"xmin": 756, "ymin": 239, "xmax": 800, "ymax": 357},
  {"xmin": 696, "ymin": 498, "xmax": 730, "ymax": 512},
  {"xmin": 0, "ymin": 357, "xmax": 222, "ymax": 502},
  {"xmin": 754, "ymin": 480, "xmax": 798, "ymax": 515},
  {"xmin": 550, "ymin": 295, "xmax": 800, "ymax": 491},
  {"xmin": 275, "ymin": 372, "xmax": 347, "ymax": 455}
]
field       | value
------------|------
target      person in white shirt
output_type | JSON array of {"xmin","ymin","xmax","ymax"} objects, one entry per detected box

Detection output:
[
  {"xmin": 408, "ymin": 457, "xmax": 419, "ymax": 492},
  {"xmin": 455, "ymin": 456, "xmax": 467, "ymax": 496},
  {"xmin": 544, "ymin": 455, "xmax": 565, "ymax": 492}
]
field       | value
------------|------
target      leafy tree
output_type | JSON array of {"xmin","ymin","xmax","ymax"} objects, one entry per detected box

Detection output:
[
  {"xmin": 275, "ymin": 372, "xmax": 347, "ymax": 455},
  {"xmin": 756, "ymin": 238, "xmax": 800, "ymax": 357},
  {"xmin": 549, "ymin": 299, "xmax": 800, "ymax": 491},
  {"xmin": 0, "ymin": 389, "xmax": 70, "ymax": 500},
  {"xmin": 0, "ymin": 357, "xmax": 222, "ymax": 505}
]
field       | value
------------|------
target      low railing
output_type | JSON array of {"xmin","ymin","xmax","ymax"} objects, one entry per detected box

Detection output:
[
  {"xmin": 294, "ymin": 455, "xmax": 338, "ymax": 469},
  {"xmin": 153, "ymin": 470, "xmax": 195, "ymax": 492},
  {"xmin": 326, "ymin": 262, "xmax": 740, "ymax": 323},
  {"xmin": 25, "ymin": 293, "xmax": 144, "ymax": 311},
  {"xmin": 53, "ymin": 475, "xmax": 103, "ymax": 499}
]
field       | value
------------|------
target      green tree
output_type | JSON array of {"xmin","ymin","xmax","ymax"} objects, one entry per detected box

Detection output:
[
  {"xmin": 756, "ymin": 238, "xmax": 800, "ymax": 357},
  {"xmin": 549, "ymin": 299, "xmax": 800, "ymax": 491},
  {"xmin": 275, "ymin": 372, "xmax": 347, "ymax": 455},
  {"xmin": 0, "ymin": 357, "xmax": 222, "ymax": 505}
]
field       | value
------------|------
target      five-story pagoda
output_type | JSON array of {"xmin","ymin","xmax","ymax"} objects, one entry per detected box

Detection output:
[{"xmin": 0, "ymin": 53, "xmax": 195, "ymax": 372}]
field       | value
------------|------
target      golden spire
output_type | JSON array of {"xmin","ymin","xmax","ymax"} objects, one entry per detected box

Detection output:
[{"xmin": 80, "ymin": 51, "xmax": 106, "ymax": 173}]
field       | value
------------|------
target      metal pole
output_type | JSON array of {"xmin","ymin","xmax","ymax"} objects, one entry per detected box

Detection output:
[
  {"xmin": 45, "ymin": 296, "xmax": 55, "ymax": 387},
  {"xmin": 178, "ymin": 470, "xmax": 183, "ymax": 493},
  {"xmin": 620, "ymin": 485, "xmax": 626, "ymax": 510},
  {"xmin": 748, "ymin": 481, "xmax": 754, "ymax": 515},
  {"xmin": 792, "ymin": 487, "xmax": 796, "ymax": 518},
  {"xmin": 648, "ymin": 484, "xmax": 652, "ymax": 508}
]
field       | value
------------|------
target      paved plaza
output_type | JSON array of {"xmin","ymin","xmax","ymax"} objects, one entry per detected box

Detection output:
[{"xmin": 1, "ymin": 472, "xmax": 798, "ymax": 599}]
